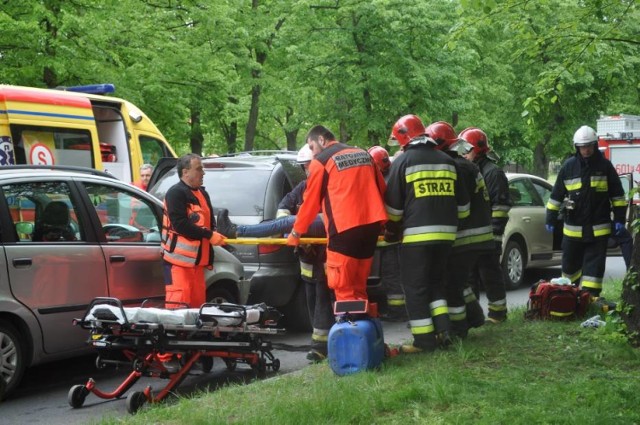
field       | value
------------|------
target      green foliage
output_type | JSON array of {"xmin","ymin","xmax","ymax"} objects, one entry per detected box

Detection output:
[{"xmin": 1, "ymin": 0, "xmax": 638, "ymax": 165}]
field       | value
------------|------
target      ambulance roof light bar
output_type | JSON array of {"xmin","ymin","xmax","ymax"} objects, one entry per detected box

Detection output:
[{"xmin": 61, "ymin": 84, "xmax": 116, "ymax": 95}]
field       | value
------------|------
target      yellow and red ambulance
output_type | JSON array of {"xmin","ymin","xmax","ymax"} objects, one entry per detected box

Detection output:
[{"xmin": 0, "ymin": 84, "xmax": 176, "ymax": 182}]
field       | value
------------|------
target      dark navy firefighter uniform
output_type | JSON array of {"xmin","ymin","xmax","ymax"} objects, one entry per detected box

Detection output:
[
  {"xmin": 385, "ymin": 143, "xmax": 470, "ymax": 350},
  {"xmin": 469, "ymin": 156, "xmax": 512, "ymax": 321},
  {"xmin": 546, "ymin": 149, "xmax": 626, "ymax": 296}
]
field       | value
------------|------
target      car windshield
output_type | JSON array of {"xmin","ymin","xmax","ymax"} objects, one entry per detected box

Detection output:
[{"xmin": 151, "ymin": 168, "xmax": 269, "ymax": 217}]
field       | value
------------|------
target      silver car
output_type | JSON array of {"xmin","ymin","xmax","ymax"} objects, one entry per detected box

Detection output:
[
  {"xmin": 0, "ymin": 166, "xmax": 246, "ymax": 399},
  {"xmin": 501, "ymin": 173, "xmax": 562, "ymax": 289}
]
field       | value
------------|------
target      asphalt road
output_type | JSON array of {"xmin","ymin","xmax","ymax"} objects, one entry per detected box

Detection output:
[{"xmin": 1, "ymin": 257, "xmax": 627, "ymax": 424}]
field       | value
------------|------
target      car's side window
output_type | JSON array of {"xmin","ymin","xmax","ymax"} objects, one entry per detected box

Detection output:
[
  {"xmin": 531, "ymin": 181, "xmax": 551, "ymax": 205},
  {"xmin": 83, "ymin": 183, "xmax": 161, "ymax": 243},
  {"xmin": 509, "ymin": 180, "xmax": 540, "ymax": 207},
  {"xmin": 2, "ymin": 181, "xmax": 84, "ymax": 242}
]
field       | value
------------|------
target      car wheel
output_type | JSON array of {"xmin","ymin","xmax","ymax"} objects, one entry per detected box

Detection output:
[
  {"xmin": 502, "ymin": 240, "xmax": 526, "ymax": 290},
  {"xmin": 0, "ymin": 322, "xmax": 26, "ymax": 400},
  {"xmin": 206, "ymin": 285, "xmax": 238, "ymax": 305},
  {"xmin": 280, "ymin": 283, "xmax": 312, "ymax": 332}
]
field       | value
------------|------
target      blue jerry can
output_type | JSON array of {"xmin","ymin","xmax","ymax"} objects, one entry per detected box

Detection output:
[{"xmin": 327, "ymin": 318, "xmax": 385, "ymax": 376}]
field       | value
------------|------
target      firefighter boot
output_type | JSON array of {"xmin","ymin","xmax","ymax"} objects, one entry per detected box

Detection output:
[
  {"xmin": 401, "ymin": 333, "xmax": 438, "ymax": 354},
  {"xmin": 486, "ymin": 299, "xmax": 508, "ymax": 324},
  {"xmin": 463, "ymin": 288, "xmax": 485, "ymax": 329},
  {"xmin": 306, "ymin": 334, "xmax": 328, "ymax": 363}
]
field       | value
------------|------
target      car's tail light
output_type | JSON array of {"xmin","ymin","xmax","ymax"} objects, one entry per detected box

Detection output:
[{"xmin": 258, "ymin": 244, "xmax": 282, "ymax": 255}]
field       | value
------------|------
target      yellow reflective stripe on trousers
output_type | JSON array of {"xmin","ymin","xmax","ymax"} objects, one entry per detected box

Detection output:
[
  {"xmin": 581, "ymin": 275, "xmax": 603, "ymax": 291},
  {"xmin": 449, "ymin": 306, "xmax": 466, "ymax": 321},
  {"xmin": 430, "ymin": 300, "xmax": 448, "ymax": 317},
  {"xmin": 300, "ymin": 261, "xmax": 313, "ymax": 278},
  {"xmin": 590, "ymin": 176, "xmax": 608, "ymax": 192},
  {"xmin": 564, "ymin": 178, "xmax": 582, "ymax": 191},
  {"xmin": 463, "ymin": 287, "xmax": 477, "ymax": 302},
  {"xmin": 409, "ymin": 318, "xmax": 435, "ymax": 335},
  {"xmin": 488, "ymin": 298, "xmax": 507, "ymax": 312},
  {"xmin": 388, "ymin": 296, "xmax": 405, "ymax": 306},
  {"xmin": 563, "ymin": 224, "xmax": 582, "ymax": 238},
  {"xmin": 562, "ymin": 270, "xmax": 582, "ymax": 284}
]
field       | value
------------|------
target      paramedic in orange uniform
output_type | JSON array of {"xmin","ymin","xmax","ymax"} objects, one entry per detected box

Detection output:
[
  {"xmin": 287, "ymin": 125, "xmax": 387, "ymax": 302},
  {"xmin": 161, "ymin": 154, "xmax": 226, "ymax": 307}
]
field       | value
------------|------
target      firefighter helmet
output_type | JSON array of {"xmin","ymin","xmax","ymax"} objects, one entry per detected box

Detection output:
[
  {"xmin": 368, "ymin": 146, "xmax": 391, "ymax": 173},
  {"xmin": 389, "ymin": 114, "xmax": 428, "ymax": 147},
  {"xmin": 426, "ymin": 121, "xmax": 458, "ymax": 151},
  {"xmin": 296, "ymin": 144, "xmax": 313, "ymax": 164},
  {"xmin": 458, "ymin": 127, "xmax": 490, "ymax": 156},
  {"xmin": 573, "ymin": 125, "xmax": 598, "ymax": 146}
]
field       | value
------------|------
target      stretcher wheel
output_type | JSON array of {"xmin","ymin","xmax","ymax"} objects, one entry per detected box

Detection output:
[
  {"xmin": 200, "ymin": 356, "xmax": 214, "ymax": 373},
  {"xmin": 223, "ymin": 359, "xmax": 237, "ymax": 371},
  {"xmin": 68, "ymin": 384, "xmax": 89, "ymax": 408},
  {"xmin": 95, "ymin": 355, "xmax": 106, "ymax": 370},
  {"xmin": 254, "ymin": 359, "xmax": 267, "ymax": 377},
  {"xmin": 271, "ymin": 358, "xmax": 280, "ymax": 372},
  {"xmin": 126, "ymin": 391, "xmax": 147, "ymax": 414}
]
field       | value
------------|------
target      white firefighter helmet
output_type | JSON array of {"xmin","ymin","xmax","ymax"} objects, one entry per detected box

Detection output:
[
  {"xmin": 296, "ymin": 144, "xmax": 313, "ymax": 164},
  {"xmin": 573, "ymin": 125, "xmax": 598, "ymax": 146}
]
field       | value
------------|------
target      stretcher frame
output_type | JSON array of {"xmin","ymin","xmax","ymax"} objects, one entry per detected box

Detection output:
[{"xmin": 68, "ymin": 297, "xmax": 284, "ymax": 414}]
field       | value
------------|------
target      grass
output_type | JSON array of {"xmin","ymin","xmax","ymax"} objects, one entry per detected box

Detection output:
[{"xmin": 98, "ymin": 282, "xmax": 640, "ymax": 425}]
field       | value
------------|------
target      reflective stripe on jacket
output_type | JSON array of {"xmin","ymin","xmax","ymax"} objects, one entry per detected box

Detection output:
[
  {"xmin": 293, "ymin": 141, "xmax": 387, "ymax": 239},
  {"xmin": 162, "ymin": 181, "xmax": 214, "ymax": 267},
  {"xmin": 545, "ymin": 149, "xmax": 626, "ymax": 240},
  {"xmin": 452, "ymin": 156, "xmax": 494, "ymax": 252},
  {"xmin": 384, "ymin": 143, "xmax": 469, "ymax": 245}
]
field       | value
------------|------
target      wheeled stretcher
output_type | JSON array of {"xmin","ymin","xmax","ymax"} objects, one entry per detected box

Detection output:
[{"xmin": 68, "ymin": 297, "xmax": 284, "ymax": 414}]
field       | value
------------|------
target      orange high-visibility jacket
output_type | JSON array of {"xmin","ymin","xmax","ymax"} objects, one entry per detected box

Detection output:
[
  {"xmin": 293, "ymin": 141, "xmax": 387, "ymax": 239},
  {"xmin": 162, "ymin": 181, "xmax": 214, "ymax": 268}
]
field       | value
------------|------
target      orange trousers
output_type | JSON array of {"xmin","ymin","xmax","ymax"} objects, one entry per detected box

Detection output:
[
  {"xmin": 165, "ymin": 265, "xmax": 206, "ymax": 308},
  {"xmin": 325, "ymin": 249, "xmax": 373, "ymax": 301}
]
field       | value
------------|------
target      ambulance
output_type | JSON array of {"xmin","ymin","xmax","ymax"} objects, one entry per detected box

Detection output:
[{"xmin": 0, "ymin": 84, "xmax": 176, "ymax": 182}]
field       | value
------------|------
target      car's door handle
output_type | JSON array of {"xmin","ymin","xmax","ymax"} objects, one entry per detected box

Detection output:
[
  {"xmin": 521, "ymin": 216, "xmax": 531, "ymax": 223},
  {"xmin": 110, "ymin": 255, "xmax": 126, "ymax": 263},
  {"xmin": 12, "ymin": 258, "xmax": 32, "ymax": 267}
]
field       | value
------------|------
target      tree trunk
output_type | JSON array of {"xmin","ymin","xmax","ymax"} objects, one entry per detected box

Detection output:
[
  {"xmin": 244, "ymin": 84, "xmax": 261, "ymax": 151},
  {"xmin": 532, "ymin": 141, "xmax": 548, "ymax": 179},
  {"xmin": 621, "ymin": 231, "xmax": 640, "ymax": 346},
  {"xmin": 285, "ymin": 129, "xmax": 298, "ymax": 151},
  {"xmin": 189, "ymin": 108, "xmax": 203, "ymax": 156}
]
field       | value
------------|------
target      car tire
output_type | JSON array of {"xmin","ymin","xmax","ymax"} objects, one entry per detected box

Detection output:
[
  {"xmin": 0, "ymin": 321, "xmax": 26, "ymax": 400},
  {"xmin": 206, "ymin": 285, "xmax": 238, "ymax": 305},
  {"xmin": 280, "ymin": 283, "xmax": 312, "ymax": 332},
  {"xmin": 502, "ymin": 239, "xmax": 526, "ymax": 290}
]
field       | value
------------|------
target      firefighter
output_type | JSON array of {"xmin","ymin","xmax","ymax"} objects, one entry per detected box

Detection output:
[
  {"xmin": 545, "ymin": 125, "xmax": 626, "ymax": 296},
  {"xmin": 460, "ymin": 127, "xmax": 512, "ymax": 324},
  {"xmin": 369, "ymin": 146, "xmax": 407, "ymax": 322},
  {"xmin": 161, "ymin": 153, "xmax": 227, "ymax": 308},
  {"xmin": 427, "ymin": 121, "xmax": 493, "ymax": 338},
  {"xmin": 385, "ymin": 115, "xmax": 470, "ymax": 353},
  {"xmin": 287, "ymin": 125, "xmax": 387, "ymax": 306}
]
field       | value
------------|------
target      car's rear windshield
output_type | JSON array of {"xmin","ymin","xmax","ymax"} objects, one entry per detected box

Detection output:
[{"xmin": 151, "ymin": 168, "xmax": 269, "ymax": 216}]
